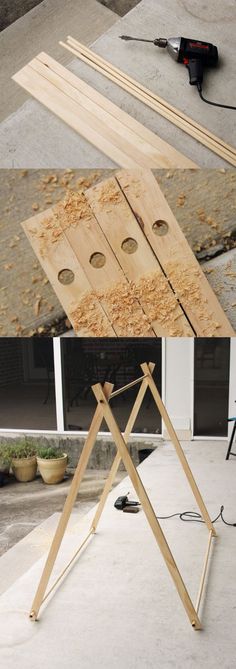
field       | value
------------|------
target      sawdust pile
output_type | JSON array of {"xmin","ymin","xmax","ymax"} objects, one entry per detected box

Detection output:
[
  {"xmin": 97, "ymin": 281, "xmax": 152, "ymax": 336},
  {"xmin": 166, "ymin": 262, "xmax": 221, "ymax": 336},
  {"xmin": 69, "ymin": 293, "xmax": 112, "ymax": 337},
  {"xmin": 56, "ymin": 191, "xmax": 93, "ymax": 230},
  {"xmin": 96, "ymin": 180, "xmax": 123, "ymax": 205},
  {"xmin": 132, "ymin": 272, "xmax": 192, "ymax": 337}
]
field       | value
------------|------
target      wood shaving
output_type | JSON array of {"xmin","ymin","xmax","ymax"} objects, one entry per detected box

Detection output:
[
  {"xmin": 69, "ymin": 294, "xmax": 111, "ymax": 336},
  {"xmin": 132, "ymin": 272, "xmax": 192, "ymax": 336},
  {"xmin": 96, "ymin": 180, "xmax": 123, "ymax": 205},
  {"xmin": 165, "ymin": 261, "xmax": 222, "ymax": 335},
  {"xmin": 97, "ymin": 281, "xmax": 152, "ymax": 336}
]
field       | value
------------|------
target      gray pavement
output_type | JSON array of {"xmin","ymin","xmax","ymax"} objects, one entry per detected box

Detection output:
[{"xmin": 0, "ymin": 0, "xmax": 236, "ymax": 167}]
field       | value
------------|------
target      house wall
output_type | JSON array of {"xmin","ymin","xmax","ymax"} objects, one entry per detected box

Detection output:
[{"xmin": 164, "ymin": 338, "xmax": 192, "ymax": 439}]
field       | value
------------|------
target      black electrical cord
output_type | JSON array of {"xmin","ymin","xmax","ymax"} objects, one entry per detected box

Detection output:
[
  {"xmin": 197, "ymin": 82, "xmax": 236, "ymax": 110},
  {"xmin": 156, "ymin": 505, "xmax": 236, "ymax": 527}
]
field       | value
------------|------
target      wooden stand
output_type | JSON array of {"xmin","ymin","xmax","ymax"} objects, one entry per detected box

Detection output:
[{"xmin": 29, "ymin": 362, "xmax": 216, "ymax": 629}]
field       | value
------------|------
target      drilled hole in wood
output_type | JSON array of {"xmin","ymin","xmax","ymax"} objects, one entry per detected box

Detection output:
[
  {"xmin": 152, "ymin": 220, "xmax": 169, "ymax": 236},
  {"xmin": 121, "ymin": 238, "xmax": 138, "ymax": 254},
  {"xmin": 89, "ymin": 252, "xmax": 106, "ymax": 268},
  {"xmin": 58, "ymin": 269, "xmax": 75, "ymax": 285}
]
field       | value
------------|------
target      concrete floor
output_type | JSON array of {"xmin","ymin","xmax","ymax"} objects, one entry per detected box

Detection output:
[
  {"xmin": 0, "ymin": 0, "xmax": 236, "ymax": 166},
  {"xmin": 0, "ymin": 168, "xmax": 236, "ymax": 336},
  {"xmin": 0, "ymin": 440, "xmax": 235, "ymax": 667},
  {"xmin": 0, "ymin": 468, "xmax": 126, "ymax": 558}
]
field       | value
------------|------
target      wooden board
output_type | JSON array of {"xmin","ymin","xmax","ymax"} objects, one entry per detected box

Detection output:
[
  {"xmin": 22, "ymin": 208, "xmax": 115, "ymax": 336},
  {"xmin": 22, "ymin": 171, "xmax": 235, "ymax": 337},
  {"xmin": 12, "ymin": 54, "xmax": 197, "ymax": 169},
  {"xmin": 85, "ymin": 177, "xmax": 194, "ymax": 336},
  {"xmin": 116, "ymin": 170, "xmax": 235, "ymax": 336},
  {"xmin": 58, "ymin": 193, "xmax": 155, "ymax": 336}
]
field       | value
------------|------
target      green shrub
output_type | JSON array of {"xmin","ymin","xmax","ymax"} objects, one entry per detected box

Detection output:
[
  {"xmin": 0, "ymin": 443, "xmax": 13, "ymax": 466},
  {"xmin": 37, "ymin": 446, "xmax": 65, "ymax": 460},
  {"xmin": 9, "ymin": 439, "xmax": 36, "ymax": 460}
]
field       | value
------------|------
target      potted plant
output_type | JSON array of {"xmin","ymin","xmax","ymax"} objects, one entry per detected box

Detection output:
[
  {"xmin": 36, "ymin": 446, "xmax": 68, "ymax": 485},
  {"xmin": 10, "ymin": 440, "xmax": 37, "ymax": 482},
  {"xmin": 0, "ymin": 443, "xmax": 12, "ymax": 487}
]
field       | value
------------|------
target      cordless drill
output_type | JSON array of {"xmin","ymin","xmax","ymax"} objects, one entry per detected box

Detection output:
[{"xmin": 120, "ymin": 34, "xmax": 218, "ymax": 87}]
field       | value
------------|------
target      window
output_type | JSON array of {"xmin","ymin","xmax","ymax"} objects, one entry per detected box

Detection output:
[
  {"xmin": 194, "ymin": 339, "xmax": 230, "ymax": 436},
  {"xmin": 0, "ymin": 338, "xmax": 57, "ymax": 430},
  {"xmin": 61, "ymin": 338, "xmax": 162, "ymax": 434}
]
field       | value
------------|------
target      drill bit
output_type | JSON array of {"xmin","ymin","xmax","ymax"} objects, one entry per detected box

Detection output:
[{"xmin": 119, "ymin": 35, "xmax": 167, "ymax": 47}]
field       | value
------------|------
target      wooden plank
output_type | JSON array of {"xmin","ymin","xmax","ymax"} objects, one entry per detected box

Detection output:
[
  {"xmin": 92, "ymin": 381, "xmax": 202, "ymax": 630},
  {"xmin": 85, "ymin": 177, "xmax": 194, "ymax": 337},
  {"xmin": 12, "ymin": 65, "xmax": 142, "ymax": 169},
  {"xmin": 59, "ymin": 192, "xmax": 155, "ymax": 336},
  {"xmin": 30, "ymin": 382, "xmax": 114, "ymax": 620},
  {"xmin": 35, "ymin": 52, "xmax": 197, "ymax": 169},
  {"xmin": 29, "ymin": 57, "xmax": 162, "ymax": 170},
  {"xmin": 12, "ymin": 56, "xmax": 198, "ymax": 169},
  {"xmin": 22, "ymin": 208, "xmax": 115, "ymax": 336},
  {"xmin": 62, "ymin": 38, "xmax": 236, "ymax": 167},
  {"xmin": 116, "ymin": 169, "xmax": 235, "ymax": 336}
]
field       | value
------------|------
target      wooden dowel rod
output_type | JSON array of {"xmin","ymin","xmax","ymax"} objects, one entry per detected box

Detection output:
[
  {"xmin": 61, "ymin": 44, "xmax": 233, "ymax": 166},
  {"xmin": 29, "ymin": 382, "xmax": 113, "ymax": 620},
  {"xmin": 109, "ymin": 374, "xmax": 147, "ymax": 398},
  {"xmin": 66, "ymin": 37, "xmax": 236, "ymax": 158},
  {"xmin": 91, "ymin": 365, "xmax": 154, "ymax": 533},
  {"xmin": 64, "ymin": 45, "xmax": 235, "ymax": 166},
  {"xmin": 195, "ymin": 530, "xmax": 214, "ymax": 615},
  {"xmin": 41, "ymin": 529, "xmax": 94, "ymax": 606},
  {"xmin": 63, "ymin": 38, "xmax": 236, "ymax": 165},
  {"xmin": 141, "ymin": 363, "xmax": 217, "ymax": 535}
]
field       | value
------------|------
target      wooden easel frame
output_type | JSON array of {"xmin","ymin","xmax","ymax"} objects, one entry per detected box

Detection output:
[{"xmin": 29, "ymin": 363, "xmax": 216, "ymax": 629}]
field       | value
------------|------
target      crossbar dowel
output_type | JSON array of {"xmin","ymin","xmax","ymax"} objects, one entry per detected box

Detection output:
[
  {"xmin": 109, "ymin": 374, "xmax": 148, "ymax": 399},
  {"xmin": 195, "ymin": 530, "xmax": 214, "ymax": 615},
  {"xmin": 42, "ymin": 529, "xmax": 94, "ymax": 605}
]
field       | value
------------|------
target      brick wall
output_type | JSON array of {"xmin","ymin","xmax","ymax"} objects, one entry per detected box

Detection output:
[{"xmin": 0, "ymin": 339, "xmax": 24, "ymax": 387}]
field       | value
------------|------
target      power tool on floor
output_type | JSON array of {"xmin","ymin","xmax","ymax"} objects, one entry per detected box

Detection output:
[
  {"xmin": 119, "ymin": 34, "xmax": 236, "ymax": 110},
  {"xmin": 114, "ymin": 495, "xmax": 140, "ymax": 513}
]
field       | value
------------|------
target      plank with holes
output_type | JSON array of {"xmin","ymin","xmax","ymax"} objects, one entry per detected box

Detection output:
[{"xmin": 22, "ymin": 171, "xmax": 235, "ymax": 336}]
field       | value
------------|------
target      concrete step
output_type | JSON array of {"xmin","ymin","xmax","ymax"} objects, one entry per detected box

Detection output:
[
  {"xmin": 0, "ymin": 0, "xmax": 118, "ymax": 122},
  {"xmin": 0, "ymin": 468, "xmax": 126, "ymax": 587}
]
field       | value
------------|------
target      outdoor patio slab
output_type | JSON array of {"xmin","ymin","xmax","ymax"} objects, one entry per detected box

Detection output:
[
  {"xmin": 0, "ymin": 0, "xmax": 236, "ymax": 167},
  {"xmin": 0, "ymin": 441, "xmax": 235, "ymax": 668}
]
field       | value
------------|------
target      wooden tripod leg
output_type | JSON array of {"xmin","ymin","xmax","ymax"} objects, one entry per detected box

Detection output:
[
  {"xmin": 141, "ymin": 363, "xmax": 216, "ymax": 537},
  {"xmin": 92, "ymin": 383, "xmax": 202, "ymax": 630},
  {"xmin": 90, "ymin": 367, "xmax": 154, "ymax": 532},
  {"xmin": 29, "ymin": 382, "xmax": 113, "ymax": 621}
]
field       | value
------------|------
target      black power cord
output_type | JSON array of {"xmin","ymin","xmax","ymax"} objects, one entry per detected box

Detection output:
[
  {"xmin": 156, "ymin": 505, "xmax": 236, "ymax": 527},
  {"xmin": 197, "ymin": 82, "xmax": 236, "ymax": 110}
]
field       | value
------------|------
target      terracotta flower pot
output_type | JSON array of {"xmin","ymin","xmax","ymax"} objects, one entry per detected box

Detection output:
[
  {"xmin": 11, "ymin": 455, "xmax": 37, "ymax": 482},
  {"xmin": 37, "ymin": 453, "xmax": 68, "ymax": 485}
]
